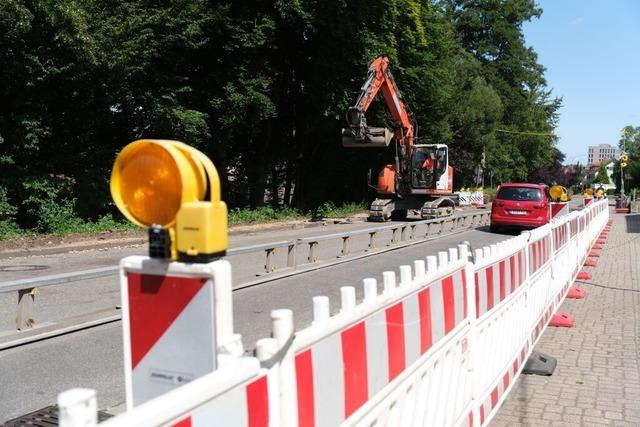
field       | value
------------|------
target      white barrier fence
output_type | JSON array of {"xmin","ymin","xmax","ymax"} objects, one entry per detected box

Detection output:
[{"xmin": 61, "ymin": 198, "xmax": 609, "ymax": 427}]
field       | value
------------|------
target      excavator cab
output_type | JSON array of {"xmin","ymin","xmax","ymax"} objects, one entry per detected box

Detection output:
[{"xmin": 412, "ymin": 145, "xmax": 447, "ymax": 189}]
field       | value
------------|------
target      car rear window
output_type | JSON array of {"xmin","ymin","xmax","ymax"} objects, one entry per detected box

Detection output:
[{"xmin": 496, "ymin": 187, "xmax": 542, "ymax": 201}]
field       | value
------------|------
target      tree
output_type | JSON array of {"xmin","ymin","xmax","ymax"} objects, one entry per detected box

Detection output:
[
  {"xmin": 616, "ymin": 125, "xmax": 640, "ymax": 190},
  {"xmin": 593, "ymin": 162, "xmax": 610, "ymax": 185}
]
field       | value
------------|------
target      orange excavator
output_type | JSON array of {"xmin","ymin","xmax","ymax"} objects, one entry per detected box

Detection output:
[{"xmin": 342, "ymin": 56, "xmax": 457, "ymax": 221}]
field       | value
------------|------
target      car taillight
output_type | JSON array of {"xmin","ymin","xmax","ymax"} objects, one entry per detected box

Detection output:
[{"xmin": 533, "ymin": 203, "xmax": 547, "ymax": 209}]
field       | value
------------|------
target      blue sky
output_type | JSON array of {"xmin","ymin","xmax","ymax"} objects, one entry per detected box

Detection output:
[{"xmin": 522, "ymin": 0, "xmax": 640, "ymax": 164}]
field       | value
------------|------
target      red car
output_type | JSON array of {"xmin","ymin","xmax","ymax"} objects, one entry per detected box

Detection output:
[{"xmin": 490, "ymin": 183, "xmax": 551, "ymax": 233}]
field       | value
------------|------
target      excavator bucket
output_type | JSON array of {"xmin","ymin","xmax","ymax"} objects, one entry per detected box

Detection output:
[{"xmin": 342, "ymin": 127, "xmax": 393, "ymax": 148}]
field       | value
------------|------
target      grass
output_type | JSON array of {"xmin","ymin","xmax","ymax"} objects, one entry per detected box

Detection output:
[
  {"xmin": 0, "ymin": 214, "xmax": 137, "ymax": 241},
  {"xmin": 314, "ymin": 201, "xmax": 368, "ymax": 218},
  {"xmin": 0, "ymin": 203, "xmax": 369, "ymax": 241},
  {"xmin": 228, "ymin": 206, "xmax": 304, "ymax": 225}
]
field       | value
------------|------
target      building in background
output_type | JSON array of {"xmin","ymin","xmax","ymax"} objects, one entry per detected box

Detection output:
[{"xmin": 587, "ymin": 144, "xmax": 620, "ymax": 165}]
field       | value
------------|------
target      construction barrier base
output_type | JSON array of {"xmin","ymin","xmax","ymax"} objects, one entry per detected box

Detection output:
[
  {"xmin": 567, "ymin": 287, "xmax": 586, "ymax": 299},
  {"xmin": 615, "ymin": 208, "xmax": 630, "ymax": 214},
  {"xmin": 576, "ymin": 271, "xmax": 592, "ymax": 280},
  {"xmin": 549, "ymin": 312, "xmax": 575, "ymax": 328},
  {"xmin": 584, "ymin": 258, "xmax": 598, "ymax": 267},
  {"xmin": 522, "ymin": 351, "xmax": 557, "ymax": 376}
]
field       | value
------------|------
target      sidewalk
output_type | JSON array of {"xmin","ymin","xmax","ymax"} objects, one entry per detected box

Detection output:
[{"xmin": 493, "ymin": 210, "xmax": 640, "ymax": 426}]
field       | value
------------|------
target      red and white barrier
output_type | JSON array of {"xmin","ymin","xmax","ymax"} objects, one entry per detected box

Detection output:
[
  {"xmin": 60, "ymin": 199, "xmax": 609, "ymax": 427},
  {"xmin": 292, "ymin": 250, "xmax": 473, "ymax": 427}
]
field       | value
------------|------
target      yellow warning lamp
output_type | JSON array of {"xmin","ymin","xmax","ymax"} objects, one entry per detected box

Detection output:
[
  {"xmin": 549, "ymin": 185, "xmax": 567, "ymax": 202},
  {"xmin": 110, "ymin": 139, "xmax": 227, "ymax": 262},
  {"xmin": 583, "ymin": 188, "xmax": 593, "ymax": 199},
  {"xmin": 595, "ymin": 187, "xmax": 605, "ymax": 197}
]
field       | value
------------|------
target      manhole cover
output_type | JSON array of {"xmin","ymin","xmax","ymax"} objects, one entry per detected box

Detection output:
[
  {"xmin": 4, "ymin": 405, "xmax": 113, "ymax": 426},
  {"xmin": 0, "ymin": 265, "xmax": 50, "ymax": 272}
]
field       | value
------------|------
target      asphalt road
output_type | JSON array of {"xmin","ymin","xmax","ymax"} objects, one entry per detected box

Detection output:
[
  {"xmin": 0, "ymin": 210, "xmax": 486, "ymax": 331},
  {"xmin": 0, "ymin": 222, "xmax": 508, "ymax": 422}
]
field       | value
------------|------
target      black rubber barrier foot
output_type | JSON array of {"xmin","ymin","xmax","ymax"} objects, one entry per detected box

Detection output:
[{"xmin": 522, "ymin": 351, "xmax": 557, "ymax": 376}]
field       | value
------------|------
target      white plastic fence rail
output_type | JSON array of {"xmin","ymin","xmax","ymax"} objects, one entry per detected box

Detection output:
[{"xmin": 59, "ymin": 198, "xmax": 609, "ymax": 427}]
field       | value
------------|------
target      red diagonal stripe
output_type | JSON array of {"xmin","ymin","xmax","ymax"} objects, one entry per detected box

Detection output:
[
  {"xmin": 461, "ymin": 268, "xmax": 468, "ymax": 318},
  {"xmin": 295, "ymin": 350, "xmax": 315, "ymax": 427},
  {"xmin": 418, "ymin": 288, "xmax": 432, "ymax": 354},
  {"xmin": 485, "ymin": 266, "xmax": 494, "ymax": 311},
  {"xmin": 342, "ymin": 322, "xmax": 368, "ymax": 417},
  {"xmin": 491, "ymin": 387, "xmax": 499, "ymax": 407},
  {"xmin": 499, "ymin": 261, "xmax": 506, "ymax": 301},
  {"xmin": 127, "ymin": 273, "xmax": 206, "ymax": 368},
  {"xmin": 386, "ymin": 303, "xmax": 405, "ymax": 381},
  {"xmin": 442, "ymin": 275, "xmax": 455, "ymax": 333},
  {"xmin": 510, "ymin": 255, "xmax": 516, "ymax": 292},
  {"xmin": 247, "ymin": 376, "xmax": 269, "ymax": 427}
]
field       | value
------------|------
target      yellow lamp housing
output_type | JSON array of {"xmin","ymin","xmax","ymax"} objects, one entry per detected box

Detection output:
[
  {"xmin": 621, "ymin": 154, "xmax": 629, "ymax": 163},
  {"xmin": 110, "ymin": 139, "xmax": 228, "ymax": 262},
  {"xmin": 595, "ymin": 187, "xmax": 605, "ymax": 197},
  {"xmin": 549, "ymin": 185, "xmax": 567, "ymax": 202}
]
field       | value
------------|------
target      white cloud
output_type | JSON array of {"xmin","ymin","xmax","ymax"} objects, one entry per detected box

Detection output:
[{"xmin": 570, "ymin": 16, "xmax": 585, "ymax": 25}]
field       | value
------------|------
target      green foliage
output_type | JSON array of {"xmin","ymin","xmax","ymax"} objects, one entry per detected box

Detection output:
[
  {"xmin": 0, "ymin": 0, "xmax": 561, "ymax": 236},
  {"xmin": 315, "ymin": 201, "xmax": 367, "ymax": 218},
  {"xmin": 228, "ymin": 206, "xmax": 303, "ymax": 225},
  {"xmin": 594, "ymin": 163, "xmax": 610, "ymax": 184},
  {"xmin": 0, "ymin": 186, "xmax": 20, "ymax": 239}
]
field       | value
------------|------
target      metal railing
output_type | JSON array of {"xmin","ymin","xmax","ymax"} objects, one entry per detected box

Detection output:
[{"xmin": 0, "ymin": 210, "xmax": 489, "ymax": 340}]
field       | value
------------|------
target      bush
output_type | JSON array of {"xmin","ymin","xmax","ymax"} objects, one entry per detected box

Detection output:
[
  {"xmin": 0, "ymin": 186, "xmax": 21, "ymax": 239},
  {"xmin": 22, "ymin": 177, "xmax": 85, "ymax": 234}
]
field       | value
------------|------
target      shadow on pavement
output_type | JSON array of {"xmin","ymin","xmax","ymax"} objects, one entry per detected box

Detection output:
[{"xmin": 625, "ymin": 214, "xmax": 640, "ymax": 233}]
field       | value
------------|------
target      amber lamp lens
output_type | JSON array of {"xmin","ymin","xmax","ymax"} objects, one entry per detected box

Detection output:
[
  {"xmin": 549, "ymin": 185, "xmax": 564, "ymax": 200},
  {"xmin": 117, "ymin": 144, "xmax": 182, "ymax": 227}
]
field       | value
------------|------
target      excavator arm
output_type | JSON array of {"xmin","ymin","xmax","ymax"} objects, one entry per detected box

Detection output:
[{"xmin": 342, "ymin": 56, "xmax": 415, "ymax": 149}]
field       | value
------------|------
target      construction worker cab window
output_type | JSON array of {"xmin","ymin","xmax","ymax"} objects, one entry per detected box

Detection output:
[{"xmin": 412, "ymin": 146, "xmax": 447, "ymax": 188}]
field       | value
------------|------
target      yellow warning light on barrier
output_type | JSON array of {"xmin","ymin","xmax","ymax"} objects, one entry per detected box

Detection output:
[
  {"xmin": 595, "ymin": 187, "xmax": 605, "ymax": 197},
  {"xmin": 549, "ymin": 185, "xmax": 567, "ymax": 202},
  {"xmin": 110, "ymin": 139, "xmax": 227, "ymax": 262}
]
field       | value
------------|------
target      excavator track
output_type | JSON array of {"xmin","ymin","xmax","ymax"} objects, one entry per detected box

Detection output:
[
  {"xmin": 369, "ymin": 198, "xmax": 394, "ymax": 222},
  {"xmin": 420, "ymin": 197, "xmax": 455, "ymax": 219}
]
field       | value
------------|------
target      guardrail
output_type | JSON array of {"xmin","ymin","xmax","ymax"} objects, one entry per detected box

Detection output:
[{"xmin": 0, "ymin": 210, "xmax": 489, "ymax": 334}]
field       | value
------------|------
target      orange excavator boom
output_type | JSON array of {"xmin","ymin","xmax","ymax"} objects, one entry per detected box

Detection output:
[{"xmin": 342, "ymin": 56, "xmax": 415, "ymax": 149}]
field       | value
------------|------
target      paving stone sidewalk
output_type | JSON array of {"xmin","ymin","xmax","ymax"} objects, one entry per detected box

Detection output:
[{"xmin": 493, "ymin": 210, "xmax": 640, "ymax": 426}]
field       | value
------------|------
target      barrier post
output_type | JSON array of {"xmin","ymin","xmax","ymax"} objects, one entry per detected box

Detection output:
[
  {"xmin": 58, "ymin": 388, "xmax": 97, "ymax": 427},
  {"xmin": 272, "ymin": 309, "xmax": 297, "ymax": 427}
]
